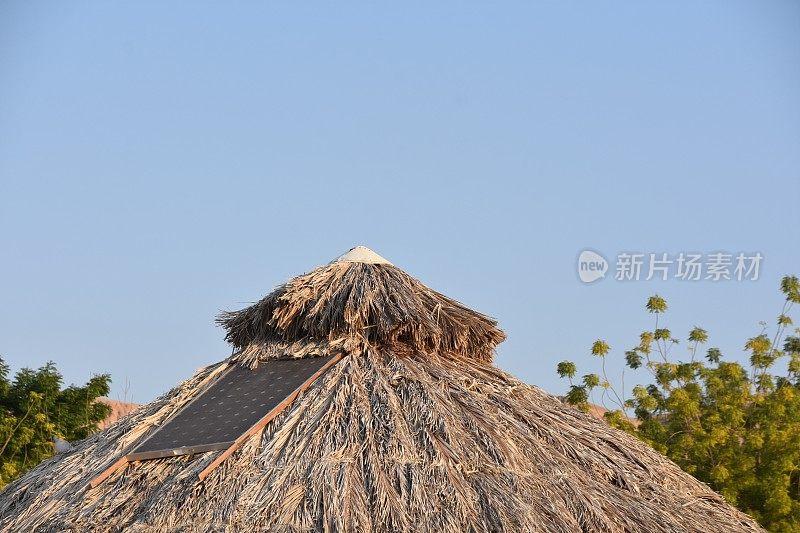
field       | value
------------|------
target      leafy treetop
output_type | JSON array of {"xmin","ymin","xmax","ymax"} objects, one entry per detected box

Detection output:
[{"xmin": 558, "ymin": 275, "xmax": 800, "ymax": 533}]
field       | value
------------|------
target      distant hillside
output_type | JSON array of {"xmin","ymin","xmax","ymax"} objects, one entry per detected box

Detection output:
[
  {"xmin": 559, "ymin": 398, "xmax": 640, "ymax": 427},
  {"xmin": 97, "ymin": 398, "xmax": 140, "ymax": 429}
]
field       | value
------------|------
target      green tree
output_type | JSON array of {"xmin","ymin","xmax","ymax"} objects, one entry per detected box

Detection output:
[
  {"xmin": 0, "ymin": 358, "xmax": 111, "ymax": 488},
  {"xmin": 558, "ymin": 276, "xmax": 800, "ymax": 532}
]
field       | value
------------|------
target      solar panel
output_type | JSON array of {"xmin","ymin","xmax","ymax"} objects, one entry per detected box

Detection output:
[{"xmin": 127, "ymin": 356, "xmax": 337, "ymax": 461}]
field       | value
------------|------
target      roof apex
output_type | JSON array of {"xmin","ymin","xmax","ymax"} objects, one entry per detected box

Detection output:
[{"xmin": 332, "ymin": 246, "xmax": 393, "ymax": 265}]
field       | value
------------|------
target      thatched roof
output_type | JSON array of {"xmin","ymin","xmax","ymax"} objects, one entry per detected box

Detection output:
[
  {"xmin": 219, "ymin": 246, "xmax": 505, "ymax": 365},
  {"xmin": 0, "ymin": 247, "xmax": 763, "ymax": 532}
]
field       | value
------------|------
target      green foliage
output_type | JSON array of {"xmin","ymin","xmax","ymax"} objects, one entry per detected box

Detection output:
[
  {"xmin": 591, "ymin": 340, "xmax": 610, "ymax": 357},
  {"xmin": 566, "ymin": 384, "xmax": 589, "ymax": 409},
  {"xmin": 646, "ymin": 294, "xmax": 668, "ymax": 314},
  {"xmin": 582, "ymin": 373, "xmax": 600, "ymax": 388},
  {"xmin": 603, "ymin": 409, "xmax": 637, "ymax": 433},
  {"xmin": 557, "ymin": 275, "xmax": 800, "ymax": 532},
  {"xmin": 653, "ymin": 328, "xmax": 672, "ymax": 341},
  {"xmin": 639, "ymin": 331, "xmax": 654, "ymax": 353},
  {"xmin": 706, "ymin": 347, "xmax": 723, "ymax": 364},
  {"xmin": 556, "ymin": 361, "xmax": 577, "ymax": 380},
  {"xmin": 0, "ymin": 358, "xmax": 111, "ymax": 488},
  {"xmin": 781, "ymin": 276, "xmax": 800, "ymax": 303},
  {"xmin": 689, "ymin": 326, "xmax": 709, "ymax": 344}
]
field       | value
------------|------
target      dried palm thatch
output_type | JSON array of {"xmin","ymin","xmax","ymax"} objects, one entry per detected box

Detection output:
[
  {"xmin": 0, "ymin": 247, "xmax": 764, "ymax": 532},
  {"xmin": 219, "ymin": 250, "xmax": 505, "ymax": 365}
]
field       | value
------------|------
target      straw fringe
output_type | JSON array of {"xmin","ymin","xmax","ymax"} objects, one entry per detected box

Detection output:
[{"xmin": 219, "ymin": 263, "xmax": 506, "ymax": 364}]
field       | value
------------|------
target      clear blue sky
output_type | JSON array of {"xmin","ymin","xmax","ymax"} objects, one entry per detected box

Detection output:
[{"xmin": 1, "ymin": 2, "xmax": 798, "ymax": 403}]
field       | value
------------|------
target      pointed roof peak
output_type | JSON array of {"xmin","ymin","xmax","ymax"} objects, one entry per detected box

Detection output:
[
  {"xmin": 333, "ymin": 245, "xmax": 393, "ymax": 265},
  {"xmin": 219, "ymin": 245, "xmax": 505, "ymax": 364}
]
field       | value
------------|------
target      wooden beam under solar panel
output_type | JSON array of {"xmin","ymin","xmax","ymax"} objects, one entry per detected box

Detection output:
[{"xmin": 88, "ymin": 355, "xmax": 341, "ymax": 488}]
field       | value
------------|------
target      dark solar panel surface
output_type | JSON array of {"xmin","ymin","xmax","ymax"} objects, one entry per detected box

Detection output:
[{"xmin": 130, "ymin": 356, "xmax": 334, "ymax": 458}]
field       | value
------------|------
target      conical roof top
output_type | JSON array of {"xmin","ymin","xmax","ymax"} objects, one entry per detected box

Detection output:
[
  {"xmin": 218, "ymin": 245, "xmax": 506, "ymax": 365},
  {"xmin": 333, "ymin": 245, "xmax": 393, "ymax": 264},
  {"xmin": 0, "ymin": 247, "xmax": 763, "ymax": 532}
]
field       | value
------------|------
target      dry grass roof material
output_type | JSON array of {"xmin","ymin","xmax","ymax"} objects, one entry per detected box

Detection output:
[
  {"xmin": 219, "ymin": 256, "xmax": 506, "ymax": 365},
  {"xmin": 0, "ymin": 246, "xmax": 764, "ymax": 532}
]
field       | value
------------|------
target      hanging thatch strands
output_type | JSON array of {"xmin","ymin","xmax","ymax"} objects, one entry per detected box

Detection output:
[
  {"xmin": 219, "ymin": 248, "xmax": 506, "ymax": 366},
  {"xmin": 0, "ymin": 246, "xmax": 765, "ymax": 532}
]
